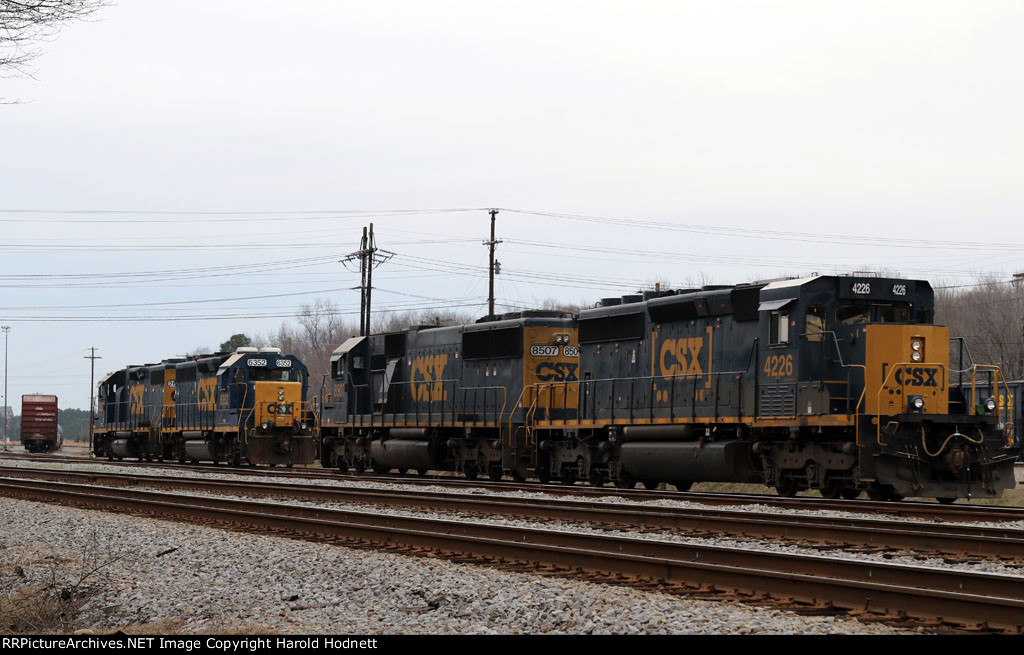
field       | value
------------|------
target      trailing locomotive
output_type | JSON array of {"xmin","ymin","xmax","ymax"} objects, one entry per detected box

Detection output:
[
  {"xmin": 93, "ymin": 348, "xmax": 317, "ymax": 467},
  {"xmin": 320, "ymin": 311, "xmax": 578, "ymax": 480},
  {"xmin": 323, "ymin": 275, "xmax": 1020, "ymax": 501},
  {"xmin": 20, "ymin": 394, "xmax": 62, "ymax": 454}
]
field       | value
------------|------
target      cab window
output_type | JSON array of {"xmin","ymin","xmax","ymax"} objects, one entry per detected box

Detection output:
[
  {"xmin": 769, "ymin": 311, "xmax": 789, "ymax": 345},
  {"xmin": 805, "ymin": 306, "xmax": 825, "ymax": 342},
  {"xmin": 878, "ymin": 305, "xmax": 911, "ymax": 323},
  {"xmin": 248, "ymin": 368, "xmax": 295, "ymax": 382},
  {"xmin": 837, "ymin": 303, "xmax": 871, "ymax": 326}
]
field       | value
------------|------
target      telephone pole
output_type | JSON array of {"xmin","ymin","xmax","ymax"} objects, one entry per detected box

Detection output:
[
  {"xmin": 341, "ymin": 223, "xmax": 393, "ymax": 336},
  {"xmin": 485, "ymin": 209, "xmax": 502, "ymax": 317},
  {"xmin": 2, "ymin": 326, "xmax": 9, "ymax": 451},
  {"xmin": 85, "ymin": 347, "xmax": 101, "ymax": 453}
]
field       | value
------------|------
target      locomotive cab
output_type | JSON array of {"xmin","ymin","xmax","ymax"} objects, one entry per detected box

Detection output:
[
  {"xmin": 211, "ymin": 348, "xmax": 316, "ymax": 467},
  {"xmin": 754, "ymin": 275, "xmax": 1018, "ymax": 500}
]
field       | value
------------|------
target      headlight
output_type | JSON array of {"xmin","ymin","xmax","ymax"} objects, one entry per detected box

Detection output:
[
  {"xmin": 912, "ymin": 341, "xmax": 922, "ymax": 351},
  {"xmin": 261, "ymin": 422, "xmax": 269, "ymax": 430},
  {"xmin": 911, "ymin": 351, "xmax": 922, "ymax": 362},
  {"xmin": 985, "ymin": 398, "xmax": 998, "ymax": 413},
  {"xmin": 912, "ymin": 396, "xmax": 925, "ymax": 410}
]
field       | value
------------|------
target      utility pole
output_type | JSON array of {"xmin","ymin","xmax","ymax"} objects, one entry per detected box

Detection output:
[
  {"xmin": 358, "ymin": 227, "xmax": 368, "ymax": 336},
  {"xmin": 85, "ymin": 347, "xmax": 101, "ymax": 454},
  {"xmin": 485, "ymin": 209, "xmax": 502, "ymax": 317},
  {"xmin": 2, "ymin": 326, "xmax": 8, "ymax": 451},
  {"xmin": 341, "ymin": 223, "xmax": 394, "ymax": 336}
]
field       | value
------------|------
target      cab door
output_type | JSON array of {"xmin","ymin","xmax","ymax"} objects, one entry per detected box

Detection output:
[{"xmin": 758, "ymin": 299, "xmax": 797, "ymax": 417}]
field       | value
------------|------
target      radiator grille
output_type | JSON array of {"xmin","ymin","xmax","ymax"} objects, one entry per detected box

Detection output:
[{"xmin": 759, "ymin": 384, "xmax": 797, "ymax": 417}]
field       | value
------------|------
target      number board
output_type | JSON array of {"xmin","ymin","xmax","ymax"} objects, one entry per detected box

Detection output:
[
  {"xmin": 247, "ymin": 358, "xmax": 268, "ymax": 368},
  {"xmin": 276, "ymin": 359, "xmax": 293, "ymax": 368},
  {"xmin": 846, "ymin": 280, "xmax": 914, "ymax": 299}
]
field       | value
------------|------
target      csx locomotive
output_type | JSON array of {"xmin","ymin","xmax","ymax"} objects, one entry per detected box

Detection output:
[
  {"xmin": 93, "ymin": 348, "xmax": 317, "ymax": 467},
  {"xmin": 321, "ymin": 275, "xmax": 1019, "ymax": 502}
]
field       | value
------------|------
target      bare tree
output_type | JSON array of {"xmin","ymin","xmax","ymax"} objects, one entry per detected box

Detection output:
[
  {"xmin": 1, "ymin": 0, "xmax": 108, "ymax": 91},
  {"xmin": 935, "ymin": 276, "xmax": 1024, "ymax": 380}
]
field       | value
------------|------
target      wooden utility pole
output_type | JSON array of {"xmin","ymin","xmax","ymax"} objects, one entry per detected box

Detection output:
[
  {"xmin": 341, "ymin": 224, "xmax": 393, "ymax": 337},
  {"xmin": 485, "ymin": 209, "xmax": 502, "ymax": 317},
  {"xmin": 85, "ymin": 347, "xmax": 100, "ymax": 453}
]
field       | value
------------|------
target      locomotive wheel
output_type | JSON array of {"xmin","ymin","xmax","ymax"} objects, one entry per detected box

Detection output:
[
  {"xmin": 536, "ymin": 467, "xmax": 551, "ymax": 484},
  {"xmin": 642, "ymin": 480, "xmax": 659, "ymax": 490},
  {"xmin": 353, "ymin": 460, "xmax": 365, "ymax": 474},
  {"xmin": 463, "ymin": 462, "xmax": 479, "ymax": 480},
  {"xmin": 936, "ymin": 497, "xmax": 957, "ymax": 505},
  {"xmin": 336, "ymin": 458, "xmax": 347, "ymax": 472},
  {"xmin": 841, "ymin": 486, "xmax": 861, "ymax": 500},
  {"xmin": 511, "ymin": 470, "xmax": 526, "ymax": 483},
  {"xmin": 820, "ymin": 479, "xmax": 844, "ymax": 500},
  {"xmin": 487, "ymin": 467, "xmax": 503, "ymax": 482},
  {"xmin": 371, "ymin": 463, "xmax": 386, "ymax": 474},
  {"xmin": 560, "ymin": 468, "xmax": 577, "ymax": 486},
  {"xmin": 417, "ymin": 469, "xmax": 428, "ymax": 476},
  {"xmin": 671, "ymin": 481, "xmax": 693, "ymax": 492},
  {"xmin": 587, "ymin": 469, "xmax": 605, "ymax": 487},
  {"xmin": 775, "ymin": 478, "xmax": 799, "ymax": 497},
  {"xmin": 615, "ymin": 470, "xmax": 637, "ymax": 489}
]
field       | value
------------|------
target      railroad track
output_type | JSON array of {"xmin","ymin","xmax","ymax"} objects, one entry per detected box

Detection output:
[
  {"xmin": 3, "ymin": 451, "xmax": 1024, "ymax": 524},
  {"xmin": 0, "ymin": 477, "xmax": 1022, "ymax": 633},
  {"xmin": 2, "ymin": 465, "xmax": 1024, "ymax": 562}
]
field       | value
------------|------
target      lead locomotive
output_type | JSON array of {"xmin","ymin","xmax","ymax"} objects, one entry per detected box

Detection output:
[{"xmin": 322, "ymin": 275, "xmax": 1019, "ymax": 501}]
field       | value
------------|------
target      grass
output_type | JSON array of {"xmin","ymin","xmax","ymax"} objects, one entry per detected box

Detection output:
[{"xmin": 0, "ymin": 533, "xmax": 123, "ymax": 635}]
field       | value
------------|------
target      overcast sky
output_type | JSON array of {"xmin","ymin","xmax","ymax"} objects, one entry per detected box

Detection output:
[{"xmin": 2, "ymin": 0, "xmax": 1024, "ymax": 411}]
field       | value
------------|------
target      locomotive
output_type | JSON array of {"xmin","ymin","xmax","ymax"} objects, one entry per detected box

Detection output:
[
  {"xmin": 93, "ymin": 348, "xmax": 317, "ymax": 467},
  {"xmin": 321, "ymin": 275, "xmax": 1020, "ymax": 502}
]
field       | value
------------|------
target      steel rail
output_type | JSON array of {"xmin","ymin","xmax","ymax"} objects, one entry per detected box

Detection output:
[
  {"xmin": 4, "ymin": 451, "xmax": 1024, "ymax": 524},
  {"xmin": 1, "ymin": 479, "xmax": 1023, "ymax": 632},
  {"xmin": 2, "ymin": 466, "xmax": 1024, "ymax": 561}
]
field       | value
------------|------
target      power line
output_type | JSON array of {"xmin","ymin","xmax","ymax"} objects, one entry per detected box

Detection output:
[{"xmin": 0, "ymin": 208, "xmax": 484, "ymax": 223}]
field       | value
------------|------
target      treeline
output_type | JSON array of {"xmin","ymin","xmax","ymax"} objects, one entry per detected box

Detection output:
[
  {"xmin": 935, "ymin": 278, "xmax": 1024, "ymax": 380},
  {"xmin": 215, "ymin": 298, "xmax": 584, "ymax": 395},
  {"xmin": 3, "ymin": 408, "xmax": 92, "ymax": 444}
]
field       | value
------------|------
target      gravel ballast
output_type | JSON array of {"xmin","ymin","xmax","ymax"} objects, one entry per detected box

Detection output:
[{"xmin": 0, "ymin": 497, "xmax": 918, "ymax": 635}]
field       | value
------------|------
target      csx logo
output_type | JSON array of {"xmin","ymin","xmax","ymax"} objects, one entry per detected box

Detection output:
[
  {"xmin": 198, "ymin": 378, "xmax": 217, "ymax": 411},
  {"xmin": 412, "ymin": 355, "xmax": 449, "ymax": 402},
  {"xmin": 659, "ymin": 337, "xmax": 705, "ymax": 377},
  {"xmin": 892, "ymin": 367, "xmax": 940, "ymax": 388},
  {"xmin": 536, "ymin": 362, "xmax": 579, "ymax": 382},
  {"xmin": 266, "ymin": 403, "xmax": 294, "ymax": 416}
]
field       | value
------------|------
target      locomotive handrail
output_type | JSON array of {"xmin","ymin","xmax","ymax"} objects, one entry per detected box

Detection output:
[
  {"xmin": 526, "ymin": 365, "xmax": 757, "ymax": 429},
  {"xmin": 874, "ymin": 363, "xmax": 1014, "ymax": 451},
  {"xmin": 801, "ymin": 330, "xmax": 855, "ymax": 369},
  {"xmin": 345, "ymin": 379, "xmax": 508, "ymax": 431}
]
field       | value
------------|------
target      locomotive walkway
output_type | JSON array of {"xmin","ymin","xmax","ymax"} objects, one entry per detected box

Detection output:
[
  {"xmin": 0, "ymin": 475, "xmax": 1021, "ymax": 633},
  {"xmin": 2, "ymin": 465, "xmax": 1023, "ymax": 562}
]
